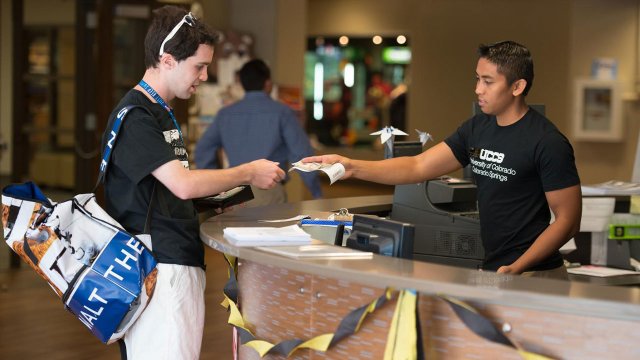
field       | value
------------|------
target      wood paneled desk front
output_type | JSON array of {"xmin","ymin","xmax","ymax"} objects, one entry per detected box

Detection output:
[{"xmin": 201, "ymin": 195, "xmax": 640, "ymax": 359}]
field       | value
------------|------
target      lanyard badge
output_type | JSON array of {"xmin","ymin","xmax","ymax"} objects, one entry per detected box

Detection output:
[{"xmin": 138, "ymin": 80, "xmax": 184, "ymax": 142}]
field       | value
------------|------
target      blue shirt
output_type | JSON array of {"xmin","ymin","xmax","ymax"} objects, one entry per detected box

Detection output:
[{"xmin": 195, "ymin": 91, "xmax": 322, "ymax": 198}]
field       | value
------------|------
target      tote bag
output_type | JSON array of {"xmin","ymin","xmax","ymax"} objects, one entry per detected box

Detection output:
[{"xmin": 1, "ymin": 105, "xmax": 157, "ymax": 343}]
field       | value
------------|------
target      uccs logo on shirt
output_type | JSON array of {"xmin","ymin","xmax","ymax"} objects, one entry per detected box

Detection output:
[{"xmin": 479, "ymin": 148, "xmax": 505, "ymax": 164}]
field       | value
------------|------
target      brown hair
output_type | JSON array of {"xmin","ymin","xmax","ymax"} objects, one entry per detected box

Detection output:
[{"xmin": 144, "ymin": 5, "xmax": 218, "ymax": 69}]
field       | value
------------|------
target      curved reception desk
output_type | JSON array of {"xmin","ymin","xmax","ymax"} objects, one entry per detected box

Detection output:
[{"xmin": 201, "ymin": 195, "xmax": 640, "ymax": 359}]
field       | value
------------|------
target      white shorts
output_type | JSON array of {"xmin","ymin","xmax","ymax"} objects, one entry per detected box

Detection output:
[{"xmin": 121, "ymin": 263, "xmax": 206, "ymax": 360}]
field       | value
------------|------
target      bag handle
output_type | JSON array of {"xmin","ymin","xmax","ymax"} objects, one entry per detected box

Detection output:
[
  {"xmin": 95, "ymin": 105, "xmax": 157, "ymax": 235},
  {"xmin": 95, "ymin": 105, "xmax": 152, "ymax": 190},
  {"xmin": 144, "ymin": 183, "xmax": 156, "ymax": 234}
]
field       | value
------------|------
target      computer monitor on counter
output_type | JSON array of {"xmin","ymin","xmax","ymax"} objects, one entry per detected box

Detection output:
[{"xmin": 346, "ymin": 215, "xmax": 415, "ymax": 259}]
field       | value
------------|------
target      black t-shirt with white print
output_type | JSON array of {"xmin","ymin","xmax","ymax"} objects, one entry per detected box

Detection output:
[
  {"xmin": 444, "ymin": 108, "xmax": 580, "ymax": 271},
  {"xmin": 101, "ymin": 89, "xmax": 204, "ymax": 269}
]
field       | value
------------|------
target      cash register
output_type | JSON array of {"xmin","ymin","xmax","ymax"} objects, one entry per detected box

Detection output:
[{"xmin": 390, "ymin": 177, "xmax": 484, "ymax": 268}]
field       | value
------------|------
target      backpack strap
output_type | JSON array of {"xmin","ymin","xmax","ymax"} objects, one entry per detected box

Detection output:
[
  {"xmin": 95, "ymin": 105, "xmax": 157, "ymax": 235},
  {"xmin": 95, "ymin": 105, "xmax": 152, "ymax": 190},
  {"xmin": 144, "ymin": 183, "xmax": 156, "ymax": 234}
]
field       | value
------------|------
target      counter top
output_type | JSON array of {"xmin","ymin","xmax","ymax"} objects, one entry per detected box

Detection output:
[{"xmin": 200, "ymin": 195, "xmax": 640, "ymax": 321}]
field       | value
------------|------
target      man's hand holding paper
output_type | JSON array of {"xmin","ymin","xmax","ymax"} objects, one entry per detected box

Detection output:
[{"xmin": 290, "ymin": 157, "xmax": 347, "ymax": 184}]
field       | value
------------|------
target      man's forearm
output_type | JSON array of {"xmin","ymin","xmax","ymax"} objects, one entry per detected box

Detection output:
[
  {"xmin": 348, "ymin": 142, "xmax": 461, "ymax": 185},
  {"xmin": 349, "ymin": 157, "xmax": 427, "ymax": 185},
  {"xmin": 511, "ymin": 221, "xmax": 574, "ymax": 273},
  {"xmin": 155, "ymin": 160, "xmax": 251, "ymax": 199}
]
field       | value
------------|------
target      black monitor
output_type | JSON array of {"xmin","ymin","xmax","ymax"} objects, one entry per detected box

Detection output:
[
  {"xmin": 392, "ymin": 141, "xmax": 423, "ymax": 158},
  {"xmin": 346, "ymin": 215, "xmax": 415, "ymax": 259},
  {"xmin": 384, "ymin": 140, "xmax": 423, "ymax": 159}
]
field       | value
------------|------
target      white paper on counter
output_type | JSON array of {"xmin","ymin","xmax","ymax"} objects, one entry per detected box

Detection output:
[
  {"xmin": 223, "ymin": 224, "xmax": 311, "ymax": 247},
  {"xmin": 567, "ymin": 265, "xmax": 638, "ymax": 277}
]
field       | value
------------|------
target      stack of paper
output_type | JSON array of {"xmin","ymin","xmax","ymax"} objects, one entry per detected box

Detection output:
[
  {"xmin": 582, "ymin": 180, "xmax": 640, "ymax": 196},
  {"xmin": 223, "ymin": 224, "xmax": 311, "ymax": 247},
  {"xmin": 567, "ymin": 265, "xmax": 638, "ymax": 277},
  {"xmin": 256, "ymin": 244, "xmax": 373, "ymax": 259},
  {"xmin": 580, "ymin": 197, "xmax": 615, "ymax": 232}
]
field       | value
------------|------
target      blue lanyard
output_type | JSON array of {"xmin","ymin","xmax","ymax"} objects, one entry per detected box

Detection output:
[{"xmin": 138, "ymin": 80, "xmax": 183, "ymax": 140}]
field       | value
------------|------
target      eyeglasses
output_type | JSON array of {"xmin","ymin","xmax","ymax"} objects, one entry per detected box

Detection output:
[{"xmin": 159, "ymin": 12, "xmax": 197, "ymax": 56}]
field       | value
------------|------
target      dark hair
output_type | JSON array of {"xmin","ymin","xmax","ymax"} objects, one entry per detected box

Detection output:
[
  {"xmin": 477, "ymin": 41, "xmax": 534, "ymax": 96},
  {"xmin": 144, "ymin": 5, "xmax": 218, "ymax": 69},
  {"xmin": 239, "ymin": 59, "xmax": 270, "ymax": 91}
]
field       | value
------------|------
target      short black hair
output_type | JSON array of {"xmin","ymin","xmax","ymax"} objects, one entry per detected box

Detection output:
[
  {"xmin": 144, "ymin": 5, "xmax": 218, "ymax": 69},
  {"xmin": 477, "ymin": 41, "xmax": 534, "ymax": 96},
  {"xmin": 239, "ymin": 59, "xmax": 270, "ymax": 91}
]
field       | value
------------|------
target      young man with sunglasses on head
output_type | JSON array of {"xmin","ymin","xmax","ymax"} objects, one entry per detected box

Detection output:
[
  {"xmin": 101, "ymin": 6, "xmax": 284, "ymax": 359},
  {"xmin": 303, "ymin": 41, "xmax": 582, "ymax": 279}
]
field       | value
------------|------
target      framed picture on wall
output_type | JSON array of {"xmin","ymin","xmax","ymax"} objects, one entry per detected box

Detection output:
[{"xmin": 573, "ymin": 78, "xmax": 622, "ymax": 141}]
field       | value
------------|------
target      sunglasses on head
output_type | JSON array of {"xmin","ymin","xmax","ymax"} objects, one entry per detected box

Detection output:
[{"xmin": 159, "ymin": 12, "xmax": 197, "ymax": 56}]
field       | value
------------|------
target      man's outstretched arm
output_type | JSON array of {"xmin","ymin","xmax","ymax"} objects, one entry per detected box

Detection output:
[
  {"xmin": 302, "ymin": 142, "xmax": 463, "ymax": 185},
  {"xmin": 152, "ymin": 159, "xmax": 285, "ymax": 199}
]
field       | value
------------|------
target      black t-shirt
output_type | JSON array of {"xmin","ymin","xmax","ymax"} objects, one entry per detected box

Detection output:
[
  {"xmin": 444, "ymin": 108, "xmax": 580, "ymax": 271},
  {"xmin": 101, "ymin": 90, "xmax": 204, "ymax": 269}
]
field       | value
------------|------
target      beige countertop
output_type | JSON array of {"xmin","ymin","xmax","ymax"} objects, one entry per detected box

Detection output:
[{"xmin": 200, "ymin": 195, "xmax": 640, "ymax": 321}]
